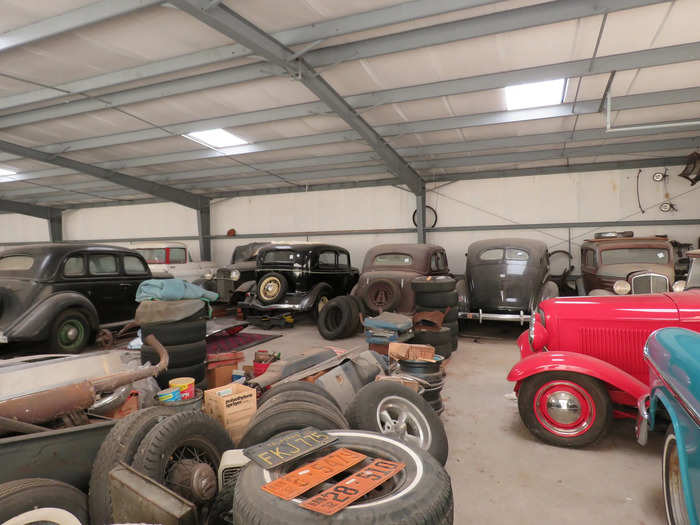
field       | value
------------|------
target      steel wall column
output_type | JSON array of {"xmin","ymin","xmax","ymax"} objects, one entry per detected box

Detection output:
[
  {"xmin": 48, "ymin": 210, "xmax": 63, "ymax": 242},
  {"xmin": 416, "ymin": 190, "xmax": 427, "ymax": 244},
  {"xmin": 197, "ymin": 204, "xmax": 211, "ymax": 262}
]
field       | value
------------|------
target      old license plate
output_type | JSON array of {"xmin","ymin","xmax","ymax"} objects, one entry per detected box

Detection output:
[
  {"xmin": 244, "ymin": 427, "xmax": 337, "ymax": 469},
  {"xmin": 299, "ymin": 458, "xmax": 405, "ymax": 516},
  {"xmin": 262, "ymin": 448, "xmax": 366, "ymax": 500}
]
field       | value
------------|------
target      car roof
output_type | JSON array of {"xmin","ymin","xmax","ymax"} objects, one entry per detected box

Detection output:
[
  {"xmin": 0, "ymin": 243, "xmax": 132, "ymax": 257},
  {"xmin": 468, "ymin": 238, "xmax": 548, "ymax": 255},
  {"xmin": 583, "ymin": 236, "xmax": 671, "ymax": 244},
  {"xmin": 129, "ymin": 241, "xmax": 187, "ymax": 249},
  {"xmin": 258, "ymin": 242, "xmax": 347, "ymax": 252},
  {"xmin": 365, "ymin": 243, "xmax": 444, "ymax": 256}
]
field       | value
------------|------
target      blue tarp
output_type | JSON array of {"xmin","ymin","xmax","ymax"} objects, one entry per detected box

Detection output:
[{"xmin": 136, "ymin": 279, "xmax": 219, "ymax": 303}]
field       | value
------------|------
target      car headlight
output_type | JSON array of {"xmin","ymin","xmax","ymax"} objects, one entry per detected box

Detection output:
[
  {"xmin": 231, "ymin": 269, "xmax": 241, "ymax": 281},
  {"xmin": 528, "ymin": 317, "xmax": 536, "ymax": 344},
  {"xmin": 203, "ymin": 270, "xmax": 214, "ymax": 280},
  {"xmin": 528, "ymin": 313, "xmax": 549, "ymax": 352},
  {"xmin": 672, "ymin": 280, "xmax": 686, "ymax": 293},
  {"xmin": 613, "ymin": 280, "xmax": 631, "ymax": 295}
]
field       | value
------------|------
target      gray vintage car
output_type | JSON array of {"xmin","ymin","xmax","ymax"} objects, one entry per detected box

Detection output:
[{"xmin": 458, "ymin": 238, "xmax": 558, "ymax": 324}]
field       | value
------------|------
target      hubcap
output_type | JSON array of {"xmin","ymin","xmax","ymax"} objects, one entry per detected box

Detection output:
[
  {"xmin": 533, "ymin": 380, "xmax": 595, "ymax": 437},
  {"xmin": 260, "ymin": 277, "xmax": 280, "ymax": 300},
  {"xmin": 167, "ymin": 459, "xmax": 217, "ymax": 503},
  {"xmin": 58, "ymin": 319, "xmax": 85, "ymax": 349},
  {"xmin": 376, "ymin": 395, "xmax": 432, "ymax": 450}
]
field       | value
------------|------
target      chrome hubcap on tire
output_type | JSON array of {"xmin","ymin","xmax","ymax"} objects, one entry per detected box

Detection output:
[
  {"xmin": 376, "ymin": 395, "xmax": 432, "ymax": 450},
  {"xmin": 545, "ymin": 391, "xmax": 581, "ymax": 425},
  {"xmin": 533, "ymin": 380, "xmax": 595, "ymax": 437}
]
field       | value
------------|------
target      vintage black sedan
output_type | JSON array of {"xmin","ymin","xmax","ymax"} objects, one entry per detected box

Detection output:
[
  {"xmin": 0, "ymin": 243, "xmax": 156, "ymax": 353},
  {"xmin": 238, "ymin": 243, "xmax": 359, "ymax": 317},
  {"xmin": 458, "ymin": 238, "xmax": 558, "ymax": 324}
]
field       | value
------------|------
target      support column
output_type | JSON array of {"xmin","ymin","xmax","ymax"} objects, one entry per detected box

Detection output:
[
  {"xmin": 197, "ymin": 204, "xmax": 211, "ymax": 262},
  {"xmin": 48, "ymin": 210, "xmax": 63, "ymax": 242},
  {"xmin": 416, "ymin": 189, "xmax": 426, "ymax": 244}
]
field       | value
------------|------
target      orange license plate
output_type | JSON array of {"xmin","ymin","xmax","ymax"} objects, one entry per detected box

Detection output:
[
  {"xmin": 262, "ymin": 448, "xmax": 366, "ymax": 500},
  {"xmin": 299, "ymin": 458, "xmax": 405, "ymax": 516}
]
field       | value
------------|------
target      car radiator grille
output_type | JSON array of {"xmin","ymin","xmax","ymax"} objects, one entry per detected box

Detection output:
[{"xmin": 631, "ymin": 273, "xmax": 668, "ymax": 294}]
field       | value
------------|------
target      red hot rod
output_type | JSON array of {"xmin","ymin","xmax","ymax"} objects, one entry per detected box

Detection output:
[{"xmin": 507, "ymin": 249, "xmax": 700, "ymax": 447}]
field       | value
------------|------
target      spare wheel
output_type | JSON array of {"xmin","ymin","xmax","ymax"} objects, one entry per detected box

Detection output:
[
  {"xmin": 0, "ymin": 478, "xmax": 88, "ymax": 525},
  {"xmin": 258, "ymin": 272, "xmax": 288, "ymax": 305},
  {"xmin": 363, "ymin": 279, "xmax": 401, "ymax": 312},
  {"xmin": 233, "ymin": 429, "xmax": 453, "ymax": 525}
]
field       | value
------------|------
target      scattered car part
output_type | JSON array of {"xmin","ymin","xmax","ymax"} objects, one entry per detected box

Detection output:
[
  {"xmin": 238, "ymin": 401, "xmax": 349, "ymax": 448},
  {"xmin": 411, "ymin": 276, "xmax": 456, "ymax": 294},
  {"xmin": 243, "ymin": 427, "xmax": 338, "ymax": 469},
  {"xmin": 89, "ymin": 406, "xmax": 178, "ymax": 525},
  {"xmin": 314, "ymin": 352, "xmax": 386, "ymax": 411},
  {"xmin": 217, "ymin": 449, "xmax": 250, "ymax": 492},
  {"xmin": 0, "ymin": 478, "xmax": 88, "ymax": 525},
  {"xmin": 0, "ymin": 334, "xmax": 168, "ymax": 425},
  {"xmin": 411, "ymin": 327, "xmax": 452, "ymax": 359},
  {"xmin": 317, "ymin": 296, "xmax": 359, "ymax": 340},
  {"xmin": 399, "ymin": 356, "xmax": 446, "ymax": 414},
  {"xmin": 158, "ymin": 361, "xmax": 206, "ymax": 389},
  {"xmin": 232, "ymin": 429, "xmax": 453, "ymax": 524},
  {"xmin": 412, "ymin": 205, "xmax": 438, "ymax": 229},
  {"xmin": 415, "ymin": 290, "xmax": 458, "ymax": 309},
  {"xmin": 132, "ymin": 411, "xmax": 234, "ymax": 511},
  {"xmin": 141, "ymin": 340, "xmax": 207, "ymax": 368},
  {"xmin": 141, "ymin": 319, "xmax": 206, "ymax": 345},
  {"xmin": 345, "ymin": 381, "xmax": 449, "ymax": 465},
  {"xmin": 258, "ymin": 381, "xmax": 340, "ymax": 409},
  {"xmin": 257, "ymin": 390, "xmax": 342, "ymax": 419}
]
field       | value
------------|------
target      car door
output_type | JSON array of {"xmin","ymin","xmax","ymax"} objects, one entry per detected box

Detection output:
[
  {"xmin": 121, "ymin": 253, "xmax": 151, "ymax": 320},
  {"xmin": 86, "ymin": 252, "xmax": 122, "ymax": 323},
  {"xmin": 317, "ymin": 250, "xmax": 340, "ymax": 293},
  {"xmin": 468, "ymin": 247, "xmax": 505, "ymax": 311},
  {"xmin": 57, "ymin": 252, "xmax": 97, "ymax": 311},
  {"xmin": 581, "ymin": 248, "xmax": 598, "ymax": 292}
]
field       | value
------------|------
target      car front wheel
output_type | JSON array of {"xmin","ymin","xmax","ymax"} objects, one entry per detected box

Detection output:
[
  {"xmin": 664, "ymin": 427, "xmax": 692, "ymax": 525},
  {"xmin": 517, "ymin": 372, "xmax": 611, "ymax": 448},
  {"xmin": 50, "ymin": 308, "xmax": 91, "ymax": 353}
]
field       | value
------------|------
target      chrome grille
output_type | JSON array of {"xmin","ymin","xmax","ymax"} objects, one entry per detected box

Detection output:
[
  {"xmin": 221, "ymin": 466, "xmax": 242, "ymax": 490},
  {"xmin": 631, "ymin": 273, "xmax": 669, "ymax": 294},
  {"xmin": 216, "ymin": 268, "xmax": 231, "ymax": 279}
]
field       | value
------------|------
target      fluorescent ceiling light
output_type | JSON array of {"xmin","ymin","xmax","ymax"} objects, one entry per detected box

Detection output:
[
  {"xmin": 505, "ymin": 79, "xmax": 566, "ymax": 111},
  {"xmin": 184, "ymin": 128, "xmax": 247, "ymax": 149},
  {"xmin": 0, "ymin": 168, "xmax": 16, "ymax": 176}
]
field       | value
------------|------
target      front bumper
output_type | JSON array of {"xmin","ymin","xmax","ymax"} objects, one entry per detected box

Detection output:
[
  {"xmin": 459, "ymin": 309, "xmax": 530, "ymax": 325},
  {"xmin": 238, "ymin": 293, "xmax": 314, "ymax": 313},
  {"xmin": 635, "ymin": 393, "xmax": 650, "ymax": 445}
]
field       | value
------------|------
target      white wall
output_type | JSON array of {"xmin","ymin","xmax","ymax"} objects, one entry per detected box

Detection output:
[{"xmin": 1, "ymin": 167, "xmax": 698, "ymax": 271}]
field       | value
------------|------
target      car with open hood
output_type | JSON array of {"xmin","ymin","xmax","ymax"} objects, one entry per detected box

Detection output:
[
  {"xmin": 351, "ymin": 243, "xmax": 450, "ymax": 313},
  {"xmin": 238, "ymin": 243, "xmax": 359, "ymax": 317},
  {"xmin": 506, "ymin": 249, "xmax": 700, "ymax": 448},
  {"xmin": 0, "ymin": 243, "xmax": 157, "ymax": 353}
]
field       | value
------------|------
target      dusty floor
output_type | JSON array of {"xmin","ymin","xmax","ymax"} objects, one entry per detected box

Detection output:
[{"xmin": 243, "ymin": 319, "xmax": 667, "ymax": 525}]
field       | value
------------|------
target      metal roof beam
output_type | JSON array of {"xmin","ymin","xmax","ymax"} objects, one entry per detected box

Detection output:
[
  {"xmin": 173, "ymin": 1, "xmax": 424, "ymax": 194},
  {"xmin": 0, "ymin": 0, "xmax": 671, "ymax": 128},
  {"xmin": 0, "ymin": 198, "xmax": 60, "ymax": 219},
  {"xmin": 0, "ymin": 0, "xmax": 502, "ymax": 111},
  {"xmin": 0, "ymin": 140, "xmax": 207, "ymax": 209},
  {"xmin": 0, "ymin": 0, "xmax": 163, "ymax": 54}
]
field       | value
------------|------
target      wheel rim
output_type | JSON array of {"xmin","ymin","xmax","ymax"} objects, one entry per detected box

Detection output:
[
  {"xmin": 375, "ymin": 395, "xmax": 432, "ymax": 451},
  {"xmin": 665, "ymin": 434, "xmax": 691, "ymax": 525},
  {"xmin": 368, "ymin": 283, "xmax": 394, "ymax": 309},
  {"xmin": 164, "ymin": 440, "xmax": 220, "ymax": 506},
  {"xmin": 58, "ymin": 319, "xmax": 86, "ymax": 350},
  {"xmin": 260, "ymin": 277, "xmax": 281, "ymax": 300},
  {"xmin": 317, "ymin": 296, "xmax": 329, "ymax": 313},
  {"xmin": 533, "ymin": 380, "xmax": 596, "ymax": 437},
  {"xmin": 3, "ymin": 508, "xmax": 82, "ymax": 525}
]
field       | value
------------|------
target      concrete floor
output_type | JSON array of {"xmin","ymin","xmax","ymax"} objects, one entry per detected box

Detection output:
[{"xmin": 244, "ymin": 319, "xmax": 668, "ymax": 525}]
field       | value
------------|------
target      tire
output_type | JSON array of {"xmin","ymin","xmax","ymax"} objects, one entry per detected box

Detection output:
[
  {"xmin": 348, "ymin": 294, "xmax": 365, "ymax": 315},
  {"xmin": 444, "ymin": 320, "xmax": 458, "ymax": 337},
  {"xmin": 362, "ymin": 278, "xmax": 401, "ymax": 312},
  {"xmin": 257, "ymin": 272, "xmax": 288, "ymax": 305},
  {"xmin": 412, "ymin": 327, "xmax": 451, "ymax": 345},
  {"xmin": 49, "ymin": 308, "xmax": 91, "ymax": 354},
  {"xmin": 258, "ymin": 381, "xmax": 340, "ymax": 409},
  {"xmin": 416, "ymin": 305, "xmax": 458, "ymax": 323},
  {"xmin": 233, "ymin": 429, "xmax": 453, "ymax": 525},
  {"xmin": 517, "ymin": 372, "xmax": 612, "ymax": 448},
  {"xmin": 238, "ymin": 401, "xmax": 349, "ymax": 448},
  {"xmin": 415, "ymin": 290, "xmax": 458, "ymax": 309},
  {"xmin": 663, "ymin": 426, "xmax": 691, "ymax": 525},
  {"xmin": 89, "ymin": 406, "xmax": 177, "ymax": 525},
  {"xmin": 132, "ymin": 411, "xmax": 234, "ymax": 502},
  {"xmin": 157, "ymin": 361, "xmax": 206, "ymax": 389},
  {"xmin": 342, "ymin": 295, "xmax": 361, "ymax": 338},
  {"xmin": 450, "ymin": 335, "xmax": 458, "ymax": 352},
  {"xmin": 411, "ymin": 276, "xmax": 456, "ymax": 293},
  {"xmin": 317, "ymin": 296, "xmax": 354, "ymax": 340},
  {"xmin": 141, "ymin": 340, "xmax": 207, "ymax": 368},
  {"xmin": 141, "ymin": 319, "xmax": 206, "ymax": 345},
  {"xmin": 258, "ymin": 391, "xmax": 343, "ymax": 418},
  {"xmin": 345, "ymin": 381, "xmax": 449, "ymax": 465},
  {"xmin": 0, "ymin": 478, "xmax": 88, "ymax": 525}
]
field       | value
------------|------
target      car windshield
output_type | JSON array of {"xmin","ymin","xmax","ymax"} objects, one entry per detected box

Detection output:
[
  {"xmin": 600, "ymin": 248, "xmax": 669, "ymax": 265},
  {"xmin": 135, "ymin": 248, "xmax": 166, "ymax": 263},
  {"xmin": 687, "ymin": 258, "xmax": 700, "ymax": 289},
  {"xmin": 373, "ymin": 253, "xmax": 413, "ymax": 265},
  {"xmin": 0, "ymin": 255, "xmax": 35, "ymax": 272}
]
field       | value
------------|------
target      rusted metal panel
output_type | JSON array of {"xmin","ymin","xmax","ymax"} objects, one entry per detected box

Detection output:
[{"xmin": 0, "ymin": 381, "xmax": 96, "ymax": 424}]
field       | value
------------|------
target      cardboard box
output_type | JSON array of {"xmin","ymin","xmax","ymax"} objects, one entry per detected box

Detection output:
[
  {"xmin": 388, "ymin": 342, "xmax": 435, "ymax": 361},
  {"xmin": 206, "ymin": 364, "xmax": 236, "ymax": 389},
  {"xmin": 203, "ymin": 383, "xmax": 257, "ymax": 444}
]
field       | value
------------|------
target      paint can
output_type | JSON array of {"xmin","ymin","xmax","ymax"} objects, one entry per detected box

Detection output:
[
  {"xmin": 157, "ymin": 387, "xmax": 182, "ymax": 403},
  {"xmin": 169, "ymin": 377, "xmax": 195, "ymax": 400}
]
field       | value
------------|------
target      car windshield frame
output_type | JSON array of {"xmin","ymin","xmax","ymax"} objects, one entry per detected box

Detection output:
[
  {"xmin": 373, "ymin": 253, "xmax": 414, "ymax": 266},
  {"xmin": 262, "ymin": 249, "xmax": 297, "ymax": 265},
  {"xmin": 687, "ymin": 258, "xmax": 700, "ymax": 290},
  {"xmin": 600, "ymin": 247, "xmax": 670, "ymax": 265}
]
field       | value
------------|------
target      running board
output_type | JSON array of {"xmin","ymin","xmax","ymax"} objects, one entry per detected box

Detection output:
[{"xmin": 459, "ymin": 310, "xmax": 530, "ymax": 325}]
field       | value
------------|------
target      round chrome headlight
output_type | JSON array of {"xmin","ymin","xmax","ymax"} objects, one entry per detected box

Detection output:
[
  {"xmin": 231, "ymin": 269, "xmax": 241, "ymax": 281},
  {"xmin": 613, "ymin": 280, "xmax": 631, "ymax": 295},
  {"xmin": 672, "ymin": 280, "xmax": 686, "ymax": 293}
]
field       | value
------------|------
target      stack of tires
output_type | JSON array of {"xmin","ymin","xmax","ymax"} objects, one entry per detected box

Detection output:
[
  {"xmin": 411, "ymin": 276, "xmax": 459, "ymax": 357},
  {"xmin": 140, "ymin": 318, "xmax": 207, "ymax": 389},
  {"xmin": 317, "ymin": 295, "xmax": 363, "ymax": 340}
]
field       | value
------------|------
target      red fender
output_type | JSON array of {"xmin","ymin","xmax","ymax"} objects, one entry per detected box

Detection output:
[{"xmin": 507, "ymin": 351, "xmax": 648, "ymax": 400}]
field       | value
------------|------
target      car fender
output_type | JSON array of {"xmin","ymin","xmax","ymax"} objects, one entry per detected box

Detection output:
[
  {"xmin": 301, "ymin": 282, "xmax": 334, "ymax": 309},
  {"xmin": 6, "ymin": 292, "xmax": 99, "ymax": 340},
  {"xmin": 507, "ymin": 351, "xmax": 648, "ymax": 400},
  {"xmin": 234, "ymin": 280, "xmax": 256, "ymax": 294}
]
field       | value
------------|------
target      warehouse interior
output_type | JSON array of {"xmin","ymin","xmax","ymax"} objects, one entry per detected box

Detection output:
[{"xmin": 0, "ymin": 0, "xmax": 699, "ymax": 524}]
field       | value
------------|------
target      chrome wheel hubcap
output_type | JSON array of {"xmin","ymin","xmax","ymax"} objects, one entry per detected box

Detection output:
[
  {"xmin": 546, "ymin": 391, "xmax": 581, "ymax": 425},
  {"xmin": 376, "ymin": 395, "xmax": 432, "ymax": 451}
]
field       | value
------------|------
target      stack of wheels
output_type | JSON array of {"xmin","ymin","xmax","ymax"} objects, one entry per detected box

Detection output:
[
  {"xmin": 89, "ymin": 407, "xmax": 234, "ymax": 524},
  {"xmin": 233, "ymin": 429, "xmax": 453, "ymax": 525},
  {"xmin": 412, "ymin": 276, "xmax": 459, "ymax": 355},
  {"xmin": 238, "ymin": 381, "xmax": 349, "ymax": 447},
  {"xmin": 317, "ymin": 295, "xmax": 363, "ymax": 340},
  {"xmin": 140, "ymin": 318, "xmax": 207, "ymax": 389},
  {"xmin": 398, "ymin": 355, "xmax": 445, "ymax": 414}
]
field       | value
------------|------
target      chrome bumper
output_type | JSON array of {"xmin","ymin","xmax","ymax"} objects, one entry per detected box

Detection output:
[
  {"xmin": 635, "ymin": 394, "xmax": 650, "ymax": 446},
  {"xmin": 459, "ymin": 309, "xmax": 530, "ymax": 325}
]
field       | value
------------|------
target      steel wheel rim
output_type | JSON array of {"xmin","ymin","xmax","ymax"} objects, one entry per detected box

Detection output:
[
  {"xmin": 665, "ymin": 434, "xmax": 691, "ymax": 525},
  {"xmin": 260, "ymin": 277, "xmax": 280, "ymax": 300},
  {"xmin": 375, "ymin": 395, "xmax": 432, "ymax": 450},
  {"xmin": 317, "ymin": 296, "xmax": 329, "ymax": 313},
  {"xmin": 3, "ymin": 508, "xmax": 82, "ymax": 525},
  {"xmin": 533, "ymin": 380, "xmax": 595, "ymax": 437},
  {"xmin": 58, "ymin": 319, "xmax": 85, "ymax": 350}
]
